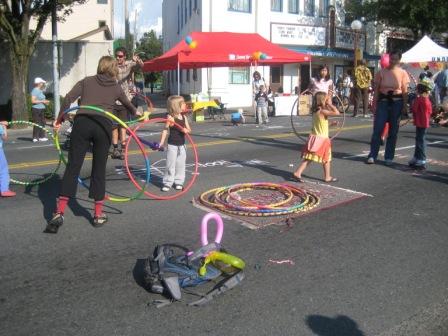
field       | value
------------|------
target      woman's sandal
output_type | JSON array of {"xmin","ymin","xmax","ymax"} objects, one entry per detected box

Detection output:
[
  {"xmin": 324, "ymin": 177, "xmax": 338, "ymax": 183},
  {"xmin": 291, "ymin": 175, "xmax": 305, "ymax": 183},
  {"xmin": 92, "ymin": 214, "xmax": 108, "ymax": 228}
]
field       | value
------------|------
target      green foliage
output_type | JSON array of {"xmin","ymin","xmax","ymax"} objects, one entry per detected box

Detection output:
[
  {"xmin": 26, "ymin": 94, "xmax": 64, "ymax": 121},
  {"xmin": 345, "ymin": 0, "xmax": 448, "ymax": 39},
  {"xmin": 135, "ymin": 30, "xmax": 163, "ymax": 85},
  {"xmin": 135, "ymin": 30, "xmax": 163, "ymax": 60},
  {"xmin": 0, "ymin": 0, "xmax": 86, "ymax": 121}
]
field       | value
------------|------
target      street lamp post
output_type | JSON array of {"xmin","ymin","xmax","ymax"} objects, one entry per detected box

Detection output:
[{"xmin": 351, "ymin": 19, "xmax": 363, "ymax": 67}]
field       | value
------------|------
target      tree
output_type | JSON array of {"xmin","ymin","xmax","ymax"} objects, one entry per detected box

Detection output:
[
  {"xmin": 0, "ymin": 0, "xmax": 86, "ymax": 122},
  {"xmin": 345, "ymin": 0, "xmax": 448, "ymax": 40},
  {"xmin": 135, "ymin": 30, "xmax": 162, "ymax": 92}
]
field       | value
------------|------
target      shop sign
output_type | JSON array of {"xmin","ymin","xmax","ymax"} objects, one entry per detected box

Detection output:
[{"xmin": 271, "ymin": 23, "xmax": 326, "ymax": 46}]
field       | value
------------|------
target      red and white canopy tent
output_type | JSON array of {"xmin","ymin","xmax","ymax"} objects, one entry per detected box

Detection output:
[{"xmin": 142, "ymin": 31, "xmax": 311, "ymax": 95}]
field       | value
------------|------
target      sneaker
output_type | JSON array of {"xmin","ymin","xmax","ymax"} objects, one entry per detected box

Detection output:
[
  {"xmin": 174, "ymin": 184, "xmax": 183, "ymax": 190},
  {"xmin": 384, "ymin": 159, "xmax": 393, "ymax": 166},
  {"xmin": 365, "ymin": 157, "xmax": 375, "ymax": 164},
  {"xmin": 111, "ymin": 148, "xmax": 121, "ymax": 159},
  {"xmin": 408, "ymin": 157, "xmax": 417, "ymax": 166},
  {"xmin": 32, "ymin": 138, "xmax": 38, "ymax": 143},
  {"xmin": 414, "ymin": 160, "xmax": 426, "ymax": 167},
  {"xmin": 1, "ymin": 190, "xmax": 16, "ymax": 197},
  {"xmin": 161, "ymin": 185, "xmax": 170, "ymax": 192},
  {"xmin": 92, "ymin": 214, "xmax": 108, "ymax": 228},
  {"xmin": 44, "ymin": 213, "xmax": 64, "ymax": 234},
  {"xmin": 39, "ymin": 137, "xmax": 49, "ymax": 142}
]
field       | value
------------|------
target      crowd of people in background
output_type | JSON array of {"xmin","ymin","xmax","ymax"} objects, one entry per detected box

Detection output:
[{"xmin": 1, "ymin": 48, "xmax": 447, "ymax": 206}]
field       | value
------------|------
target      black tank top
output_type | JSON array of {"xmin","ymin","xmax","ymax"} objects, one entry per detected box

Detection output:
[{"xmin": 168, "ymin": 115, "xmax": 186, "ymax": 146}]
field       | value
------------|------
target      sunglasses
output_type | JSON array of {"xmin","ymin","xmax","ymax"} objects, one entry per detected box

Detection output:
[{"xmin": 116, "ymin": 54, "xmax": 125, "ymax": 58}]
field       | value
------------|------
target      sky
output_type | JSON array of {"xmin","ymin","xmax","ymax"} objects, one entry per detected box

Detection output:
[{"xmin": 114, "ymin": 0, "xmax": 162, "ymax": 39}]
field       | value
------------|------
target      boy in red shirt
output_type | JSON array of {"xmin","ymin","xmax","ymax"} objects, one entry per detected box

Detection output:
[{"xmin": 409, "ymin": 80, "xmax": 433, "ymax": 168}]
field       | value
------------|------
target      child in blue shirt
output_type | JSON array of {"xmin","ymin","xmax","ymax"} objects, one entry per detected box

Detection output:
[
  {"xmin": 0, "ymin": 121, "xmax": 16, "ymax": 197},
  {"xmin": 231, "ymin": 108, "xmax": 245, "ymax": 126}
]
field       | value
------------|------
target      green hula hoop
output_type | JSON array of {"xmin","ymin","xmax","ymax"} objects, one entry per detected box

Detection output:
[
  {"xmin": 7, "ymin": 120, "xmax": 63, "ymax": 186},
  {"xmin": 55, "ymin": 105, "xmax": 150, "ymax": 202}
]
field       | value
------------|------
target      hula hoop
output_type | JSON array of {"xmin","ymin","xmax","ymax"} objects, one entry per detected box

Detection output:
[
  {"xmin": 7, "ymin": 120, "xmax": 63, "ymax": 186},
  {"xmin": 328, "ymin": 88, "xmax": 347, "ymax": 140},
  {"xmin": 55, "ymin": 105, "xmax": 150, "ymax": 202},
  {"xmin": 399, "ymin": 69, "xmax": 419, "ymax": 127},
  {"xmin": 126, "ymin": 92, "xmax": 154, "ymax": 127},
  {"xmin": 225, "ymin": 182, "xmax": 295, "ymax": 209},
  {"xmin": 214, "ymin": 184, "xmax": 308, "ymax": 213},
  {"xmin": 198, "ymin": 183, "xmax": 320, "ymax": 217},
  {"xmin": 290, "ymin": 89, "xmax": 346, "ymax": 142},
  {"xmin": 124, "ymin": 117, "xmax": 199, "ymax": 200},
  {"xmin": 199, "ymin": 187, "xmax": 318, "ymax": 217}
]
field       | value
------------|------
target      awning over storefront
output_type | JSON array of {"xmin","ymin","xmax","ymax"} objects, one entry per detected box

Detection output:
[
  {"xmin": 286, "ymin": 46, "xmax": 380, "ymax": 61},
  {"xmin": 142, "ymin": 32, "xmax": 311, "ymax": 72}
]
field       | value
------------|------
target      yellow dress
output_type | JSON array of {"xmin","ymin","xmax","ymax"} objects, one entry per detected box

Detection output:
[{"xmin": 302, "ymin": 112, "xmax": 332, "ymax": 163}]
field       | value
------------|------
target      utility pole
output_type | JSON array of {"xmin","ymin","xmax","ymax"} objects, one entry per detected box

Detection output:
[
  {"xmin": 133, "ymin": 9, "xmax": 138, "ymax": 50},
  {"xmin": 124, "ymin": 0, "xmax": 131, "ymax": 53},
  {"xmin": 52, "ymin": 0, "xmax": 60, "ymax": 120}
]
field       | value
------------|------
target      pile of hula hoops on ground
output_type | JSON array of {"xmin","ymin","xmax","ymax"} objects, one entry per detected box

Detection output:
[{"xmin": 198, "ymin": 182, "xmax": 320, "ymax": 217}]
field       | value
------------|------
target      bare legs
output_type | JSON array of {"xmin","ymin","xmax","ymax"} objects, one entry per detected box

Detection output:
[
  {"xmin": 293, "ymin": 159, "xmax": 335, "ymax": 182},
  {"xmin": 111, "ymin": 128, "xmax": 127, "ymax": 146},
  {"xmin": 293, "ymin": 160, "xmax": 309, "ymax": 180}
]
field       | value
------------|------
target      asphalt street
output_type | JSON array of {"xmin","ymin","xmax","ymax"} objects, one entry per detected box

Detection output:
[{"xmin": 1, "ymin": 113, "xmax": 447, "ymax": 336}]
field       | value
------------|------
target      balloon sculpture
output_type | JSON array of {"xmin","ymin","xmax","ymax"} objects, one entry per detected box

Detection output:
[
  {"xmin": 185, "ymin": 35, "xmax": 198, "ymax": 49},
  {"xmin": 252, "ymin": 51, "xmax": 268, "ymax": 61},
  {"xmin": 380, "ymin": 53, "xmax": 390, "ymax": 69},
  {"xmin": 198, "ymin": 212, "xmax": 245, "ymax": 276}
]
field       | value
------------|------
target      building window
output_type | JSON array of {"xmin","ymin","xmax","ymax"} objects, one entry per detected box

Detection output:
[
  {"xmin": 97, "ymin": 0, "xmax": 107, "ymax": 4},
  {"xmin": 288, "ymin": 0, "xmax": 299, "ymax": 14},
  {"xmin": 271, "ymin": 0, "xmax": 282, "ymax": 11},
  {"xmin": 193, "ymin": 69, "xmax": 198, "ymax": 81},
  {"xmin": 189, "ymin": 0, "xmax": 192, "ymax": 16},
  {"xmin": 319, "ymin": 0, "xmax": 329, "ymax": 17},
  {"xmin": 229, "ymin": 67, "xmax": 250, "ymax": 84},
  {"xmin": 184, "ymin": 0, "xmax": 188, "ymax": 24},
  {"xmin": 98, "ymin": 20, "xmax": 107, "ymax": 39},
  {"xmin": 177, "ymin": 5, "xmax": 180, "ymax": 33},
  {"xmin": 271, "ymin": 66, "xmax": 281, "ymax": 84},
  {"xmin": 228, "ymin": 0, "xmax": 251, "ymax": 13},
  {"xmin": 194, "ymin": 0, "xmax": 198, "ymax": 10},
  {"xmin": 180, "ymin": 70, "xmax": 183, "ymax": 83},
  {"xmin": 186, "ymin": 69, "xmax": 190, "ymax": 82},
  {"xmin": 304, "ymin": 0, "xmax": 315, "ymax": 16}
]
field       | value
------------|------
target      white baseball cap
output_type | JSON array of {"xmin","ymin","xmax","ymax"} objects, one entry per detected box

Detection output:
[{"xmin": 34, "ymin": 77, "xmax": 46, "ymax": 85}]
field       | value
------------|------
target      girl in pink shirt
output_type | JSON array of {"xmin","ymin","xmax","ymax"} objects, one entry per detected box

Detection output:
[{"xmin": 309, "ymin": 65, "xmax": 334, "ymax": 96}]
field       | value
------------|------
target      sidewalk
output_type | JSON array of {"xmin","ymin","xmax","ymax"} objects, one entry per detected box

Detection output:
[
  {"xmin": 5, "ymin": 92, "xmax": 256, "ymax": 135},
  {"xmin": 145, "ymin": 91, "xmax": 256, "ymax": 123}
]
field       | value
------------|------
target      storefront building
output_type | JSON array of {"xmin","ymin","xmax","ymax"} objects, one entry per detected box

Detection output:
[{"xmin": 162, "ymin": 0, "xmax": 380, "ymax": 107}]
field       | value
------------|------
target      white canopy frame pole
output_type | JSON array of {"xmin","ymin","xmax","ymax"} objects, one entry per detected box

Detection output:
[
  {"xmin": 309, "ymin": 59, "xmax": 312, "ymax": 80},
  {"xmin": 177, "ymin": 59, "xmax": 180, "ymax": 96},
  {"xmin": 207, "ymin": 68, "xmax": 211, "ymax": 100}
]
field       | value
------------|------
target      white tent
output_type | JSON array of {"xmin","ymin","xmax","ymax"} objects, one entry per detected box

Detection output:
[{"xmin": 401, "ymin": 35, "xmax": 448, "ymax": 63}]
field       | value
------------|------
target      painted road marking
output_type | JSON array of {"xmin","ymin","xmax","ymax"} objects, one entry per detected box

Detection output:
[
  {"xmin": 8, "ymin": 123, "xmax": 373, "ymax": 171},
  {"xmin": 342, "ymin": 140, "xmax": 447, "ymax": 159}
]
